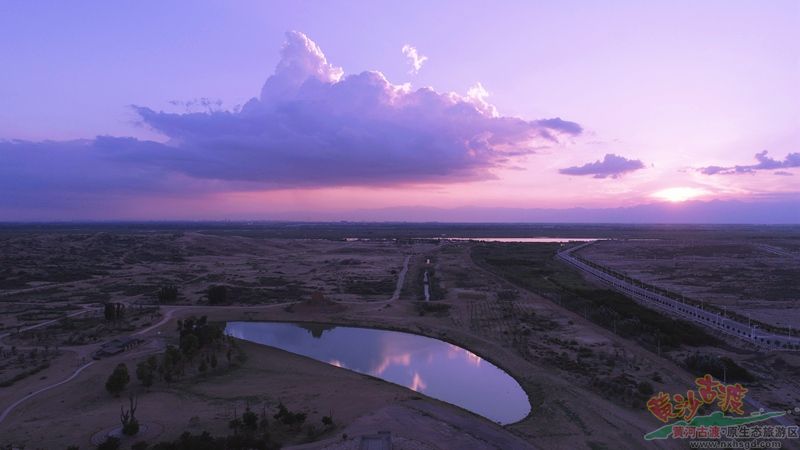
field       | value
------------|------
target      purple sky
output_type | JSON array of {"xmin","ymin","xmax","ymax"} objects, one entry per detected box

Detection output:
[{"xmin": 1, "ymin": 1, "xmax": 798, "ymax": 222}]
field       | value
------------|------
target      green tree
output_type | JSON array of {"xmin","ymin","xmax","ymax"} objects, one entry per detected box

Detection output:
[
  {"xmin": 105, "ymin": 363, "xmax": 130, "ymax": 397},
  {"xmin": 136, "ymin": 360, "xmax": 155, "ymax": 387},
  {"xmin": 157, "ymin": 285, "xmax": 178, "ymax": 303},
  {"xmin": 207, "ymin": 285, "xmax": 228, "ymax": 305},
  {"xmin": 96, "ymin": 436, "xmax": 121, "ymax": 450},
  {"xmin": 180, "ymin": 334, "xmax": 200, "ymax": 361},
  {"xmin": 103, "ymin": 303, "xmax": 115, "ymax": 321},
  {"xmin": 161, "ymin": 345, "xmax": 183, "ymax": 382},
  {"xmin": 637, "ymin": 381, "xmax": 654, "ymax": 396},
  {"xmin": 242, "ymin": 407, "xmax": 258, "ymax": 432},
  {"xmin": 120, "ymin": 395, "xmax": 140, "ymax": 436}
]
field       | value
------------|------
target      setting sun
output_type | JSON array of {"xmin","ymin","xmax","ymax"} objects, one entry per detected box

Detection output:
[{"xmin": 652, "ymin": 187, "xmax": 707, "ymax": 203}]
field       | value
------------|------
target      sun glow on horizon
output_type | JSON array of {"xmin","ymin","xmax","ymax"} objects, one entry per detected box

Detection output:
[{"xmin": 652, "ymin": 187, "xmax": 708, "ymax": 203}]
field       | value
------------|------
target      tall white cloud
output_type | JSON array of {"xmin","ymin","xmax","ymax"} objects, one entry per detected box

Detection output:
[
  {"xmin": 260, "ymin": 31, "xmax": 344, "ymax": 104},
  {"xmin": 134, "ymin": 31, "xmax": 581, "ymax": 187},
  {"xmin": 401, "ymin": 44, "xmax": 428, "ymax": 74},
  {"xmin": 0, "ymin": 31, "xmax": 582, "ymax": 211}
]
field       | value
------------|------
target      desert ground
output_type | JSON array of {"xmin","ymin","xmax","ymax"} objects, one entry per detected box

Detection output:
[
  {"xmin": 576, "ymin": 238, "xmax": 800, "ymax": 330},
  {"xmin": 1, "ymin": 224, "xmax": 799, "ymax": 449}
]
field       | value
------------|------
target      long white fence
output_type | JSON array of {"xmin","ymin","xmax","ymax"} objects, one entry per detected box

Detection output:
[{"xmin": 557, "ymin": 243, "xmax": 800, "ymax": 351}]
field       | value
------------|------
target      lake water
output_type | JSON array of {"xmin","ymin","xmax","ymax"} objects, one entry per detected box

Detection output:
[
  {"xmin": 346, "ymin": 237, "xmax": 598, "ymax": 243},
  {"xmin": 225, "ymin": 321, "xmax": 531, "ymax": 424},
  {"xmin": 436, "ymin": 237, "xmax": 599, "ymax": 243}
]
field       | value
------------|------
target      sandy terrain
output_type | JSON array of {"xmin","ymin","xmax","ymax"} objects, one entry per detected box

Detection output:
[
  {"xmin": 1, "ymin": 230, "xmax": 798, "ymax": 449},
  {"xmin": 576, "ymin": 239, "xmax": 800, "ymax": 329}
]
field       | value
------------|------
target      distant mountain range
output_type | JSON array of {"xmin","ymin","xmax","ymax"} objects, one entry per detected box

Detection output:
[
  {"xmin": 274, "ymin": 198, "xmax": 800, "ymax": 224},
  {"xmin": 2, "ymin": 198, "xmax": 798, "ymax": 225}
]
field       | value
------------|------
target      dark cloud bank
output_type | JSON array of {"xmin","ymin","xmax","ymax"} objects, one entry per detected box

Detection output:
[
  {"xmin": 559, "ymin": 153, "xmax": 645, "ymax": 178},
  {"xmin": 699, "ymin": 151, "xmax": 800, "ymax": 175},
  {"xmin": 0, "ymin": 31, "xmax": 581, "ymax": 212}
]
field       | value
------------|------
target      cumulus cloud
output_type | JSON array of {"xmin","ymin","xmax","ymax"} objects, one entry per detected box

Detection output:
[
  {"xmin": 261, "ymin": 31, "xmax": 344, "ymax": 104},
  {"xmin": 698, "ymin": 151, "xmax": 800, "ymax": 175},
  {"xmin": 559, "ymin": 153, "xmax": 645, "ymax": 179},
  {"xmin": 465, "ymin": 82, "xmax": 497, "ymax": 117},
  {"xmin": 131, "ymin": 31, "xmax": 580, "ymax": 187},
  {"xmin": 0, "ymin": 31, "xmax": 581, "ymax": 210},
  {"xmin": 401, "ymin": 44, "xmax": 428, "ymax": 74}
]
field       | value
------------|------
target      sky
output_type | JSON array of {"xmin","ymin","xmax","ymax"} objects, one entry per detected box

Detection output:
[{"xmin": 1, "ymin": 1, "xmax": 798, "ymax": 222}]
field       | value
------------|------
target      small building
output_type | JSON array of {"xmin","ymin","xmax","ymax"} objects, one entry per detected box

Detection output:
[
  {"xmin": 359, "ymin": 431, "xmax": 391, "ymax": 450},
  {"xmin": 92, "ymin": 336, "xmax": 143, "ymax": 360}
]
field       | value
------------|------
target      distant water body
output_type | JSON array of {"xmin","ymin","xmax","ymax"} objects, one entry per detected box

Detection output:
[
  {"xmin": 225, "ymin": 321, "xmax": 531, "ymax": 424},
  {"xmin": 346, "ymin": 237, "xmax": 599, "ymax": 243},
  {"xmin": 435, "ymin": 237, "xmax": 598, "ymax": 243}
]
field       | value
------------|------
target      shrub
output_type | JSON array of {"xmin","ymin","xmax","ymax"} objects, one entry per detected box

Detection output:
[
  {"xmin": 684, "ymin": 353, "xmax": 755, "ymax": 382},
  {"xmin": 274, "ymin": 402, "xmax": 307, "ymax": 427},
  {"xmin": 157, "ymin": 285, "xmax": 179, "ymax": 303},
  {"xmin": 208, "ymin": 285, "xmax": 228, "ymax": 305},
  {"xmin": 123, "ymin": 417, "xmax": 140, "ymax": 436},
  {"xmin": 637, "ymin": 381, "xmax": 654, "ymax": 396},
  {"xmin": 136, "ymin": 361, "xmax": 155, "ymax": 387},
  {"xmin": 120, "ymin": 396, "xmax": 140, "ymax": 436},
  {"xmin": 242, "ymin": 408, "xmax": 258, "ymax": 432},
  {"xmin": 96, "ymin": 436, "xmax": 121, "ymax": 450},
  {"xmin": 105, "ymin": 363, "xmax": 130, "ymax": 397}
]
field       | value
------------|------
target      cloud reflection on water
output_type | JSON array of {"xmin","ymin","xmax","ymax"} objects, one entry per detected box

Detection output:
[{"xmin": 225, "ymin": 321, "xmax": 530, "ymax": 424}]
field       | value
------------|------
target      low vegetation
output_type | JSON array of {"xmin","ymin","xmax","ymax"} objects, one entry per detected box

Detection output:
[
  {"xmin": 683, "ymin": 352, "xmax": 755, "ymax": 382},
  {"xmin": 472, "ymin": 243, "xmax": 721, "ymax": 352},
  {"xmin": 343, "ymin": 277, "xmax": 395, "ymax": 296},
  {"xmin": 93, "ymin": 401, "xmax": 327, "ymax": 450},
  {"xmin": 105, "ymin": 363, "xmax": 130, "ymax": 397},
  {"xmin": 157, "ymin": 285, "xmax": 179, "ymax": 303},
  {"xmin": 414, "ymin": 301, "xmax": 451, "ymax": 316},
  {"xmin": 120, "ymin": 395, "xmax": 141, "ymax": 436},
  {"xmin": 0, "ymin": 345, "xmax": 57, "ymax": 387}
]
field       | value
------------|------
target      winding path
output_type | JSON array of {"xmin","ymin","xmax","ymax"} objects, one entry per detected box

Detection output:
[
  {"xmin": 0, "ymin": 304, "xmax": 96, "ymax": 340},
  {"xmin": 0, "ymin": 302, "xmax": 299, "ymax": 427},
  {"xmin": 0, "ymin": 360, "xmax": 95, "ymax": 425},
  {"xmin": 0, "ymin": 254, "xmax": 413, "ymax": 428}
]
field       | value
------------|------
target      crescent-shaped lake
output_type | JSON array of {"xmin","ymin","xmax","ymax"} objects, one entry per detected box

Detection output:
[{"xmin": 224, "ymin": 321, "xmax": 531, "ymax": 424}]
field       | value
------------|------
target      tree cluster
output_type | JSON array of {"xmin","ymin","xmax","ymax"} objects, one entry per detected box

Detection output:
[
  {"xmin": 229, "ymin": 406, "xmax": 269, "ymax": 436},
  {"xmin": 148, "ymin": 430, "xmax": 280, "ymax": 450},
  {"xmin": 133, "ymin": 317, "xmax": 226, "ymax": 387},
  {"xmin": 157, "ymin": 285, "xmax": 179, "ymax": 303},
  {"xmin": 87, "ymin": 402, "xmax": 327, "ymax": 450},
  {"xmin": 103, "ymin": 302, "xmax": 126, "ymax": 321},
  {"xmin": 273, "ymin": 402, "xmax": 307, "ymax": 428},
  {"xmin": 207, "ymin": 285, "xmax": 228, "ymax": 305},
  {"xmin": 178, "ymin": 316, "xmax": 223, "ymax": 360},
  {"xmin": 136, "ymin": 356, "xmax": 158, "ymax": 387}
]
